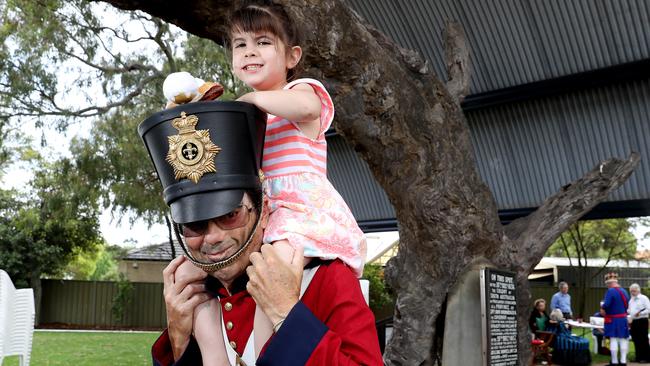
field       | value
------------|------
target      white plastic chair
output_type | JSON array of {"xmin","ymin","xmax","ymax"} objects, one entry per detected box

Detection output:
[{"xmin": 0, "ymin": 270, "xmax": 35, "ymax": 366}]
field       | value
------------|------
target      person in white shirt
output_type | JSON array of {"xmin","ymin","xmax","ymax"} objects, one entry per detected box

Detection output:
[{"xmin": 628, "ymin": 283, "xmax": 650, "ymax": 363}]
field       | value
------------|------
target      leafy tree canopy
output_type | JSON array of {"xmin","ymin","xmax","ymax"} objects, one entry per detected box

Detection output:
[
  {"xmin": 0, "ymin": 156, "xmax": 102, "ymax": 288},
  {"xmin": 63, "ymin": 244, "xmax": 129, "ymax": 281},
  {"xmin": 545, "ymin": 218, "xmax": 641, "ymax": 262},
  {"xmin": 1, "ymin": 0, "xmax": 246, "ymax": 226}
]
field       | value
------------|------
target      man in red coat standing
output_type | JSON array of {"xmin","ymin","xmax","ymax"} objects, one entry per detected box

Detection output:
[{"xmin": 139, "ymin": 102, "xmax": 383, "ymax": 365}]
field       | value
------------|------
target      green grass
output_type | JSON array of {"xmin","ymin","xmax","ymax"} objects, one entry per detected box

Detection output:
[{"xmin": 2, "ymin": 330, "xmax": 160, "ymax": 366}]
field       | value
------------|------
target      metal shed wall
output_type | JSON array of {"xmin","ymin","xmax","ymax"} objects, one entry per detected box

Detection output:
[
  {"xmin": 327, "ymin": 79, "xmax": 650, "ymax": 228},
  {"xmin": 346, "ymin": 0, "xmax": 650, "ymax": 94}
]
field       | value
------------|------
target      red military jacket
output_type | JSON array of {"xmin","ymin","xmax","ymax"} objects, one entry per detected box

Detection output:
[{"xmin": 152, "ymin": 259, "xmax": 384, "ymax": 365}]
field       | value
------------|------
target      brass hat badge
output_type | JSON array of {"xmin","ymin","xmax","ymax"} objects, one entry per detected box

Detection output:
[{"xmin": 166, "ymin": 112, "xmax": 221, "ymax": 183}]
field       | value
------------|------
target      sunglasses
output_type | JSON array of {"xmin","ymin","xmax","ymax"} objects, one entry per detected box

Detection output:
[{"xmin": 181, "ymin": 204, "xmax": 254, "ymax": 237}]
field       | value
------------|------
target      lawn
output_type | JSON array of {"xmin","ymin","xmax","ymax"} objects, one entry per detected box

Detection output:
[
  {"xmin": 0, "ymin": 329, "xmax": 642, "ymax": 365},
  {"xmin": 1, "ymin": 330, "xmax": 160, "ymax": 366}
]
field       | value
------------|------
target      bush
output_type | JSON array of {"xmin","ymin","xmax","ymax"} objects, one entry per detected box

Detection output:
[
  {"xmin": 111, "ymin": 274, "xmax": 134, "ymax": 324},
  {"xmin": 363, "ymin": 264, "xmax": 395, "ymax": 312}
]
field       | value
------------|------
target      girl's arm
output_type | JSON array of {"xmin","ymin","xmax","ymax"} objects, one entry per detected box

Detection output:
[{"xmin": 238, "ymin": 84, "xmax": 322, "ymax": 138}]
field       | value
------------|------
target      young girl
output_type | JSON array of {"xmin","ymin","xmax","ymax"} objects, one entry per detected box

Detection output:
[{"xmin": 189, "ymin": 2, "xmax": 367, "ymax": 364}]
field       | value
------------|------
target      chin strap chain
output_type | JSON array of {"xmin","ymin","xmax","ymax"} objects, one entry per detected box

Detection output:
[{"xmin": 172, "ymin": 188, "xmax": 264, "ymax": 273}]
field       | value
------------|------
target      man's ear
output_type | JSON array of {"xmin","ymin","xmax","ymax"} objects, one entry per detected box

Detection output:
[{"xmin": 287, "ymin": 45, "xmax": 302, "ymax": 69}]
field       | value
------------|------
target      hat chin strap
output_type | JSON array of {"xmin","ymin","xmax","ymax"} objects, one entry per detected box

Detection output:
[{"xmin": 172, "ymin": 202, "xmax": 264, "ymax": 273}]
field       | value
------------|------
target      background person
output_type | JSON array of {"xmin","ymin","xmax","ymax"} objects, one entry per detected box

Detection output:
[
  {"xmin": 529, "ymin": 298, "xmax": 550, "ymax": 333},
  {"xmin": 551, "ymin": 281, "xmax": 573, "ymax": 320},
  {"xmin": 601, "ymin": 272, "xmax": 630, "ymax": 366},
  {"xmin": 628, "ymin": 283, "xmax": 650, "ymax": 363},
  {"xmin": 546, "ymin": 309, "xmax": 591, "ymax": 365}
]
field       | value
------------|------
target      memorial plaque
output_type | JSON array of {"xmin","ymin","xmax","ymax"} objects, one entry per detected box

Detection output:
[{"xmin": 480, "ymin": 268, "xmax": 518, "ymax": 366}]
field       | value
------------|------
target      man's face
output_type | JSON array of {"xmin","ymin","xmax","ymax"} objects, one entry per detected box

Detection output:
[
  {"xmin": 631, "ymin": 287, "xmax": 639, "ymax": 296},
  {"xmin": 184, "ymin": 193, "xmax": 268, "ymax": 284},
  {"xmin": 561, "ymin": 284, "xmax": 568, "ymax": 294}
]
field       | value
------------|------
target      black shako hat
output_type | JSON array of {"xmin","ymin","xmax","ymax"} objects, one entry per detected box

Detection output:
[{"xmin": 138, "ymin": 101, "xmax": 266, "ymax": 224}]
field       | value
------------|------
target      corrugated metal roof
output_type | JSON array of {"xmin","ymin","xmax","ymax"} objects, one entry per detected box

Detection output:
[
  {"xmin": 346, "ymin": 0, "xmax": 650, "ymax": 94},
  {"xmin": 468, "ymin": 79, "xmax": 650, "ymax": 209},
  {"xmin": 327, "ymin": 79, "xmax": 650, "ymax": 223},
  {"xmin": 327, "ymin": 136, "xmax": 395, "ymax": 221}
]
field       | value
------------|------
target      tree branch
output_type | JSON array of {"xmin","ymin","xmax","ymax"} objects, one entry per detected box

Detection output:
[
  {"xmin": 92, "ymin": 0, "xmax": 232, "ymax": 44},
  {"xmin": 507, "ymin": 152, "xmax": 641, "ymax": 271},
  {"xmin": 560, "ymin": 235, "xmax": 573, "ymax": 268},
  {"xmin": 444, "ymin": 21, "xmax": 470, "ymax": 103}
]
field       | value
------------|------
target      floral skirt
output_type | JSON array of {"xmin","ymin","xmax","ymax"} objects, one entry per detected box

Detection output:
[{"xmin": 263, "ymin": 173, "xmax": 366, "ymax": 277}]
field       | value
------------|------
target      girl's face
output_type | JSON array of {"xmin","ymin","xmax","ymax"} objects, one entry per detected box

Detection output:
[
  {"xmin": 231, "ymin": 30, "xmax": 301, "ymax": 91},
  {"xmin": 537, "ymin": 301, "xmax": 546, "ymax": 312}
]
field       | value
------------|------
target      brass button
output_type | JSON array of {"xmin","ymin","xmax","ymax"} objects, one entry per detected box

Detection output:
[
  {"xmin": 226, "ymin": 321, "xmax": 234, "ymax": 330},
  {"xmin": 224, "ymin": 302, "xmax": 233, "ymax": 311},
  {"xmin": 230, "ymin": 340, "xmax": 237, "ymax": 349}
]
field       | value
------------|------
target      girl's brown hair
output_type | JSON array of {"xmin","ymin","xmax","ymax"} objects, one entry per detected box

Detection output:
[{"xmin": 227, "ymin": 1, "xmax": 303, "ymax": 81}]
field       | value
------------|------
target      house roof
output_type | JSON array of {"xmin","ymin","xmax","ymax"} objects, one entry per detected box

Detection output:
[
  {"xmin": 123, "ymin": 241, "xmax": 184, "ymax": 261},
  {"xmin": 347, "ymin": 0, "xmax": 650, "ymax": 95}
]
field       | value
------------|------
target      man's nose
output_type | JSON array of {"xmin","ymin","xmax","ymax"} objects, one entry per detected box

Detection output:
[{"xmin": 202, "ymin": 220, "xmax": 228, "ymax": 244}]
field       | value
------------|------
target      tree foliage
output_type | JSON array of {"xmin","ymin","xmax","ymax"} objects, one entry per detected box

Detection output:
[
  {"xmin": 545, "ymin": 218, "xmax": 641, "ymax": 317},
  {"xmin": 0, "ymin": 157, "xmax": 102, "ymax": 288},
  {"xmin": 363, "ymin": 263, "xmax": 395, "ymax": 314},
  {"xmin": 1, "ymin": 0, "xmax": 246, "ymax": 228},
  {"xmin": 63, "ymin": 244, "xmax": 128, "ymax": 281},
  {"xmin": 546, "ymin": 219, "xmax": 639, "ymax": 260}
]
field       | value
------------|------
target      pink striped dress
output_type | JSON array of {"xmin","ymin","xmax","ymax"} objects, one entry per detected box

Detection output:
[{"xmin": 262, "ymin": 78, "xmax": 366, "ymax": 277}]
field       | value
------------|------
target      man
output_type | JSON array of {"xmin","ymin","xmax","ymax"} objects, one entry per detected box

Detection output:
[
  {"xmin": 550, "ymin": 281, "xmax": 573, "ymax": 320},
  {"xmin": 601, "ymin": 272, "xmax": 630, "ymax": 366},
  {"xmin": 138, "ymin": 102, "xmax": 383, "ymax": 365},
  {"xmin": 628, "ymin": 283, "xmax": 650, "ymax": 363}
]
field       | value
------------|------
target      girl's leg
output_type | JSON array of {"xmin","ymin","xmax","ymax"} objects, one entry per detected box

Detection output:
[
  {"xmin": 273, "ymin": 239, "xmax": 311, "ymax": 266},
  {"xmin": 254, "ymin": 304, "xmax": 274, "ymax": 358},
  {"xmin": 194, "ymin": 298, "xmax": 230, "ymax": 366},
  {"xmin": 254, "ymin": 240, "xmax": 309, "ymax": 357}
]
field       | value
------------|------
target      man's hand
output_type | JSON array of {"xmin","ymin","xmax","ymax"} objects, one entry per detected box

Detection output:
[
  {"xmin": 163, "ymin": 256, "xmax": 210, "ymax": 361},
  {"xmin": 246, "ymin": 244, "xmax": 304, "ymax": 325}
]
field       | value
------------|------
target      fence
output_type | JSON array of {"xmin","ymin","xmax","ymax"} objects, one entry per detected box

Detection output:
[
  {"xmin": 37, "ymin": 279, "xmax": 623, "ymax": 329},
  {"xmin": 39, "ymin": 279, "xmax": 166, "ymax": 329}
]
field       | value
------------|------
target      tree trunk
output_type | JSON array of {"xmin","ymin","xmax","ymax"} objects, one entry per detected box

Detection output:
[
  {"xmin": 30, "ymin": 270, "xmax": 42, "ymax": 325},
  {"xmin": 98, "ymin": 0, "xmax": 642, "ymax": 363}
]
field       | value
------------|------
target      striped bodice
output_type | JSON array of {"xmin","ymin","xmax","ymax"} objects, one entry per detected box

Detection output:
[{"xmin": 262, "ymin": 78, "xmax": 334, "ymax": 178}]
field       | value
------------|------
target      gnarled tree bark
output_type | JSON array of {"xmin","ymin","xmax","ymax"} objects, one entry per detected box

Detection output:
[{"xmin": 97, "ymin": 0, "xmax": 641, "ymax": 364}]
